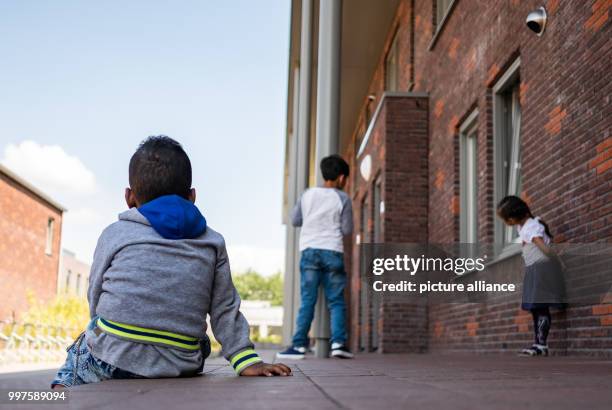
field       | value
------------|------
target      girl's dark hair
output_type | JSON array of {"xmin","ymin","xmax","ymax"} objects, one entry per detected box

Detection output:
[{"xmin": 496, "ymin": 195, "xmax": 553, "ymax": 238}]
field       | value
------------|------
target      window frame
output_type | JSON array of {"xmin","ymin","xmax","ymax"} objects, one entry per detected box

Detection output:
[
  {"xmin": 65, "ymin": 269, "xmax": 72, "ymax": 293},
  {"xmin": 459, "ymin": 109, "xmax": 479, "ymax": 244},
  {"xmin": 361, "ymin": 195, "xmax": 370, "ymax": 244},
  {"xmin": 76, "ymin": 273, "xmax": 82, "ymax": 295},
  {"xmin": 429, "ymin": 0, "xmax": 459, "ymax": 49},
  {"xmin": 492, "ymin": 57, "xmax": 522, "ymax": 247},
  {"xmin": 436, "ymin": 0, "xmax": 454, "ymax": 27},
  {"xmin": 45, "ymin": 217, "xmax": 55, "ymax": 256},
  {"xmin": 371, "ymin": 176, "xmax": 382, "ymax": 351},
  {"xmin": 384, "ymin": 31, "xmax": 399, "ymax": 92},
  {"xmin": 359, "ymin": 194, "xmax": 371, "ymax": 351},
  {"xmin": 373, "ymin": 176, "xmax": 383, "ymax": 243}
]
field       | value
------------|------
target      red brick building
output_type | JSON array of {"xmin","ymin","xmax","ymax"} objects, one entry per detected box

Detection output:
[
  {"xmin": 0, "ymin": 164, "xmax": 65, "ymax": 320},
  {"xmin": 283, "ymin": 0, "xmax": 611, "ymax": 357}
]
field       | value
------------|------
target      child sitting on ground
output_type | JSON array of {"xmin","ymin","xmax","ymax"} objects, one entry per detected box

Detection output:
[{"xmin": 52, "ymin": 136, "xmax": 290, "ymax": 388}]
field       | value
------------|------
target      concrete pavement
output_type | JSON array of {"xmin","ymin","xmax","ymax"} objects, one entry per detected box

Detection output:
[{"xmin": 0, "ymin": 351, "xmax": 611, "ymax": 409}]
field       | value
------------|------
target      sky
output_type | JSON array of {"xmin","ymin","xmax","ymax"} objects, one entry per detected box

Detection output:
[{"xmin": 0, "ymin": 1, "xmax": 290, "ymax": 275}]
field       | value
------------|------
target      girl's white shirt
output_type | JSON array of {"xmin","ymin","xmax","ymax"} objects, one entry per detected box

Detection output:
[{"xmin": 517, "ymin": 217, "xmax": 551, "ymax": 266}]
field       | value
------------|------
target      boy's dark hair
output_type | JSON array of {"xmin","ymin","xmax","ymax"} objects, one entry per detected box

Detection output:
[
  {"xmin": 497, "ymin": 195, "xmax": 552, "ymax": 238},
  {"xmin": 320, "ymin": 154, "xmax": 350, "ymax": 181},
  {"xmin": 129, "ymin": 136, "xmax": 192, "ymax": 204}
]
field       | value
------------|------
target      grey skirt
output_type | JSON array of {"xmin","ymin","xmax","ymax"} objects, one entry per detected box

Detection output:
[{"xmin": 522, "ymin": 258, "xmax": 566, "ymax": 311}]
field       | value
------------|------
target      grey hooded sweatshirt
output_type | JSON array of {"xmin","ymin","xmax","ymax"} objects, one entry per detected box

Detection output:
[{"xmin": 85, "ymin": 195, "xmax": 259, "ymax": 377}]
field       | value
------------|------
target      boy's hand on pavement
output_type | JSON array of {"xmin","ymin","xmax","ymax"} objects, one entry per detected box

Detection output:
[{"xmin": 240, "ymin": 362, "xmax": 292, "ymax": 377}]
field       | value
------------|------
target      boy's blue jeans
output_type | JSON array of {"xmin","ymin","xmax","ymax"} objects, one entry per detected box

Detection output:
[
  {"xmin": 292, "ymin": 248, "xmax": 348, "ymax": 347},
  {"xmin": 51, "ymin": 316, "xmax": 142, "ymax": 387},
  {"xmin": 52, "ymin": 316, "xmax": 211, "ymax": 387}
]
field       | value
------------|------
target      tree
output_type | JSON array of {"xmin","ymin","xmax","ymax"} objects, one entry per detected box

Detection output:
[
  {"xmin": 20, "ymin": 291, "xmax": 89, "ymax": 339},
  {"xmin": 233, "ymin": 270, "xmax": 283, "ymax": 306}
]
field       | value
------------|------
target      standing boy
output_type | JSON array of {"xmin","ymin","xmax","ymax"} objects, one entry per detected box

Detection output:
[{"xmin": 277, "ymin": 155, "xmax": 354, "ymax": 359}]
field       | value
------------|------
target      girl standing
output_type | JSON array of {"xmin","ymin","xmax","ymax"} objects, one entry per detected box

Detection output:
[{"xmin": 497, "ymin": 196, "xmax": 566, "ymax": 356}]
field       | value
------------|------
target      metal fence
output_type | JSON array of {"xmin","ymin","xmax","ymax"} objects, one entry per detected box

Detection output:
[{"xmin": 0, "ymin": 320, "xmax": 76, "ymax": 365}]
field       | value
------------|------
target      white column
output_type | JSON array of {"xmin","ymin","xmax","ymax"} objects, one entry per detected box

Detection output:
[
  {"xmin": 282, "ymin": 75, "xmax": 298, "ymax": 344},
  {"xmin": 314, "ymin": 0, "xmax": 342, "ymax": 175},
  {"xmin": 313, "ymin": 0, "xmax": 342, "ymax": 358},
  {"xmin": 282, "ymin": 0, "xmax": 313, "ymax": 346}
]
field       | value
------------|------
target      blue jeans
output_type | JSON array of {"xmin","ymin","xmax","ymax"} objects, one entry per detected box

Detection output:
[
  {"xmin": 52, "ymin": 316, "xmax": 211, "ymax": 387},
  {"xmin": 51, "ymin": 316, "xmax": 142, "ymax": 388},
  {"xmin": 292, "ymin": 248, "xmax": 348, "ymax": 347}
]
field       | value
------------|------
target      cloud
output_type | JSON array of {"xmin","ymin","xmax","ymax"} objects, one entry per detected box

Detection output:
[
  {"xmin": 1, "ymin": 140, "xmax": 96, "ymax": 195},
  {"xmin": 63, "ymin": 207, "xmax": 103, "ymax": 225},
  {"xmin": 61, "ymin": 207, "xmax": 109, "ymax": 264},
  {"xmin": 227, "ymin": 245, "xmax": 284, "ymax": 276}
]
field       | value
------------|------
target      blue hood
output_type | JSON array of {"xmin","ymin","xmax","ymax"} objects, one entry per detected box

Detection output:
[{"xmin": 138, "ymin": 195, "xmax": 207, "ymax": 239}]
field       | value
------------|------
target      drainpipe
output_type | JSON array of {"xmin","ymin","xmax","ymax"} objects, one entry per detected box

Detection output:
[{"xmin": 313, "ymin": 0, "xmax": 342, "ymax": 358}]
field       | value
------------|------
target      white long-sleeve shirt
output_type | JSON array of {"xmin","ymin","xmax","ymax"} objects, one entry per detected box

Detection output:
[
  {"xmin": 518, "ymin": 217, "xmax": 551, "ymax": 266},
  {"xmin": 291, "ymin": 187, "xmax": 353, "ymax": 253}
]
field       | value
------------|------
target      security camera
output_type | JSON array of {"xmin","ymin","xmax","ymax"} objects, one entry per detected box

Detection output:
[{"xmin": 526, "ymin": 6, "xmax": 547, "ymax": 36}]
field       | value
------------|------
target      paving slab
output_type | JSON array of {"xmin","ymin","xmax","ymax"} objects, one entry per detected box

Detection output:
[{"xmin": 0, "ymin": 352, "xmax": 610, "ymax": 409}]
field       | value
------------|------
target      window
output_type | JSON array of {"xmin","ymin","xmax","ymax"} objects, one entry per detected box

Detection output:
[
  {"xmin": 436, "ymin": 0, "xmax": 454, "ymax": 26},
  {"xmin": 45, "ymin": 218, "xmax": 55, "ymax": 255},
  {"xmin": 361, "ymin": 196, "xmax": 370, "ymax": 244},
  {"xmin": 385, "ymin": 32, "xmax": 399, "ymax": 91},
  {"xmin": 65, "ymin": 270, "xmax": 72, "ymax": 293},
  {"xmin": 356, "ymin": 100, "xmax": 375, "ymax": 156},
  {"xmin": 371, "ymin": 178, "xmax": 382, "ymax": 351},
  {"xmin": 365, "ymin": 97, "xmax": 375, "ymax": 126},
  {"xmin": 373, "ymin": 178, "xmax": 383, "ymax": 242},
  {"xmin": 493, "ymin": 58, "xmax": 522, "ymax": 245},
  {"xmin": 76, "ymin": 274, "xmax": 82, "ymax": 295},
  {"xmin": 459, "ymin": 110, "xmax": 478, "ymax": 243},
  {"xmin": 359, "ymin": 195, "xmax": 370, "ymax": 351}
]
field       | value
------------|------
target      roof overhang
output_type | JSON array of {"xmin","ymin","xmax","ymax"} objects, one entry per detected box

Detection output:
[
  {"xmin": 285, "ymin": 0, "xmax": 400, "ymax": 152},
  {"xmin": 339, "ymin": 0, "xmax": 400, "ymax": 150},
  {"xmin": 0, "ymin": 164, "xmax": 66, "ymax": 213}
]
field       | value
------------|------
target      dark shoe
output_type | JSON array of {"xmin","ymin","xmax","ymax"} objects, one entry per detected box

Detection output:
[
  {"xmin": 330, "ymin": 342, "xmax": 354, "ymax": 359},
  {"xmin": 276, "ymin": 346, "xmax": 306, "ymax": 360},
  {"xmin": 519, "ymin": 344, "xmax": 549, "ymax": 357}
]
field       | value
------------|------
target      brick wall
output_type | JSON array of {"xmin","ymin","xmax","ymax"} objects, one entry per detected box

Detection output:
[
  {"xmin": 348, "ymin": 95, "xmax": 429, "ymax": 353},
  {"xmin": 0, "ymin": 172, "xmax": 63, "ymax": 320},
  {"xmin": 427, "ymin": 256, "xmax": 570, "ymax": 356},
  {"xmin": 343, "ymin": 0, "xmax": 611, "ymax": 356}
]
